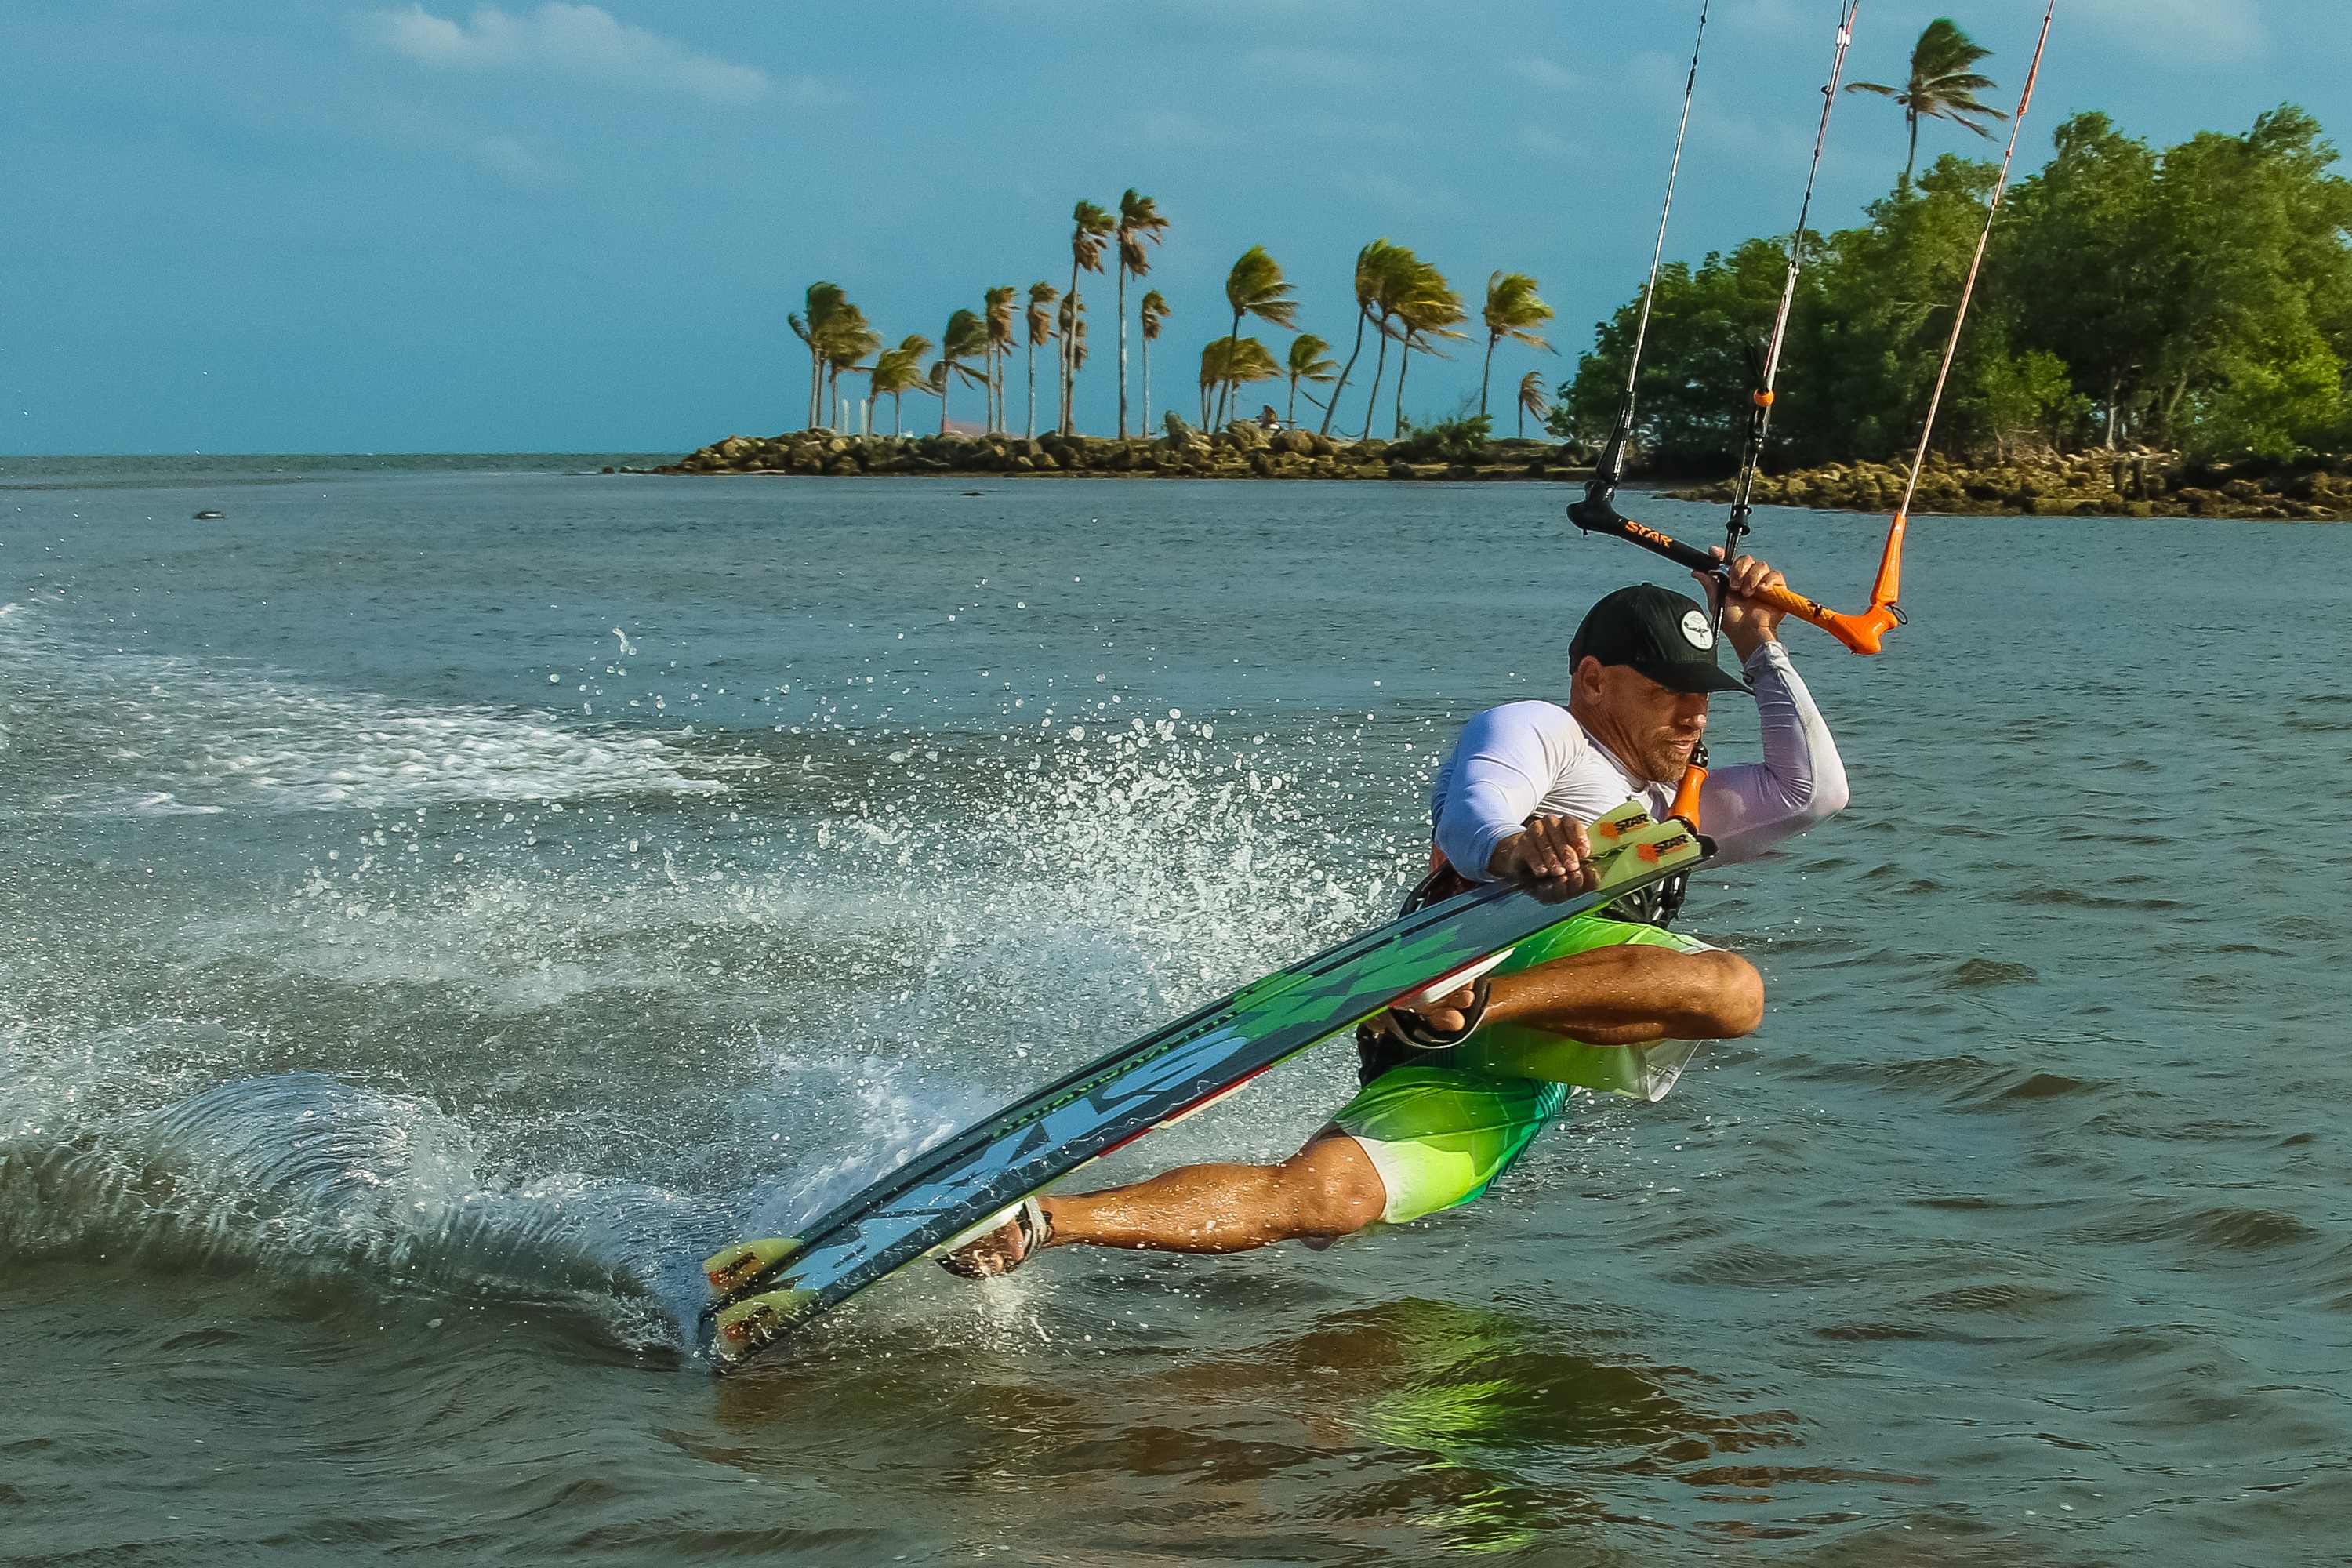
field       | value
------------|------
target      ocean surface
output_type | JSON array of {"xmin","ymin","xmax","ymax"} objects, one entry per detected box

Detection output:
[{"xmin": 4, "ymin": 456, "xmax": 2348, "ymax": 1566}]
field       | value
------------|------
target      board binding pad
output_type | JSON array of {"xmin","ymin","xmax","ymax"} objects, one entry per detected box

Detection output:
[{"xmin": 703, "ymin": 803, "xmax": 1706, "ymax": 1370}]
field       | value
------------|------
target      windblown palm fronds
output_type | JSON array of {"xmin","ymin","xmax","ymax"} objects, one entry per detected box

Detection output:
[
  {"xmin": 1138, "ymin": 289, "xmax": 1171, "ymax": 431},
  {"xmin": 1199, "ymin": 336, "xmax": 1280, "ymax": 428},
  {"xmin": 1479, "ymin": 271, "xmax": 1555, "ymax": 418},
  {"xmin": 1284, "ymin": 333, "xmax": 1338, "ymax": 425},
  {"xmin": 1846, "ymin": 17, "xmax": 2006, "ymax": 185},
  {"xmin": 1063, "ymin": 200, "xmax": 1115, "ymax": 433},
  {"xmin": 1213, "ymin": 246, "xmax": 1297, "ymax": 425},
  {"xmin": 1115, "ymin": 191, "xmax": 1170, "ymax": 436}
]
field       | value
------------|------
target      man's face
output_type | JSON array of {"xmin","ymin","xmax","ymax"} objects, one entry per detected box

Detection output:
[{"xmin": 1573, "ymin": 657, "xmax": 1710, "ymax": 783}]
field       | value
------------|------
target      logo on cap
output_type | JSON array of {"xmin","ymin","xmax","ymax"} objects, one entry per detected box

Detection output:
[{"xmin": 1679, "ymin": 609, "xmax": 1715, "ymax": 650}]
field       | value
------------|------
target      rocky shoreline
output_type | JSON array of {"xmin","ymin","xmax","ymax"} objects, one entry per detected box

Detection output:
[
  {"xmin": 1667, "ymin": 451, "xmax": 2352, "ymax": 521},
  {"xmin": 635, "ymin": 423, "xmax": 1593, "ymax": 482}
]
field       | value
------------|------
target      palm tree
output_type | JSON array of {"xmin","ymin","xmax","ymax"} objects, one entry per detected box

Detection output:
[
  {"xmin": 932, "ymin": 309, "xmax": 989, "ymax": 435},
  {"xmin": 869, "ymin": 335, "xmax": 931, "ymax": 435},
  {"xmin": 1356, "ymin": 245, "xmax": 1427, "ymax": 439},
  {"xmin": 1846, "ymin": 17, "xmax": 2006, "ymax": 186},
  {"xmin": 1058, "ymin": 292, "xmax": 1088, "ymax": 427},
  {"xmin": 1199, "ymin": 336, "xmax": 1280, "ymax": 428},
  {"xmin": 982, "ymin": 285, "xmax": 1017, "ymax": 434},
  {"xmin": 1024, "ymin": 281, "xmax": 1058, "ymax": 438},
  {"xmin": 788, "ymin": 281, "xmax": 847, "ymax": 430},
  {"xmin": 1391, "ymin": 263, "xmax": 1467, "ymax": 437},
  {"xmin": 923, "ymin": 359, "xmax": 949, "ymax": 430},
  {"xmin": 1213, "ymin": 246, "xmax": 1297, "ymax": 426},
  {"xmin": 822, "ymin": 303, "xmax": 879, "ymax": 433},
  {"xmin": 1516, "ymin": 369, "xmax": 1548, "ymax": 439},
  {"xmin": 1114, "ymin": 191, "xmax": 1170, "ymax": 438},
  {"xmin": 1063, "ymin": 200, "xmax": 1114, "ymax": 434},
  {"xmin": 1478, "ymin": 271, "xmax": 1555, "ymax": 419},
  {"xmin": 1283, "ymin": 333, "xmax": 1338, "ymax": 426},
  {"xmin": 1138, "ymin": 289, "xmax": 1170, "ymax": 432},
  {"xmin": 1322, "ymin": 239, "xmax": 1406, "ymax": 437}
]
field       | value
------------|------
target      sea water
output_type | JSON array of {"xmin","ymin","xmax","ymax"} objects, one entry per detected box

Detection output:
[{"xmin": 3, "ymin": 458, "xmax": 2348, "ymax": 1565}]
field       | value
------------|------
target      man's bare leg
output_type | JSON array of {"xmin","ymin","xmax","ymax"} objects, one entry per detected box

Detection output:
[
  {"xmin": 1422, "ymin": 944, "xmax": 1763, "ymax": 1044},
  {"xmin": 943, "ymin": 1131, "xmax": 1385, "ymax": 1276},
  {"xmin": 944, "ymin": 948, "xmax": 1762, "ymax": 1277}
]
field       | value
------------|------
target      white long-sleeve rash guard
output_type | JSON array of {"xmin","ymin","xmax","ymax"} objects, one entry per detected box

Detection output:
[{"xmin": 1429, "ymin": 640, "xmax": 1849, "ymax": 880}]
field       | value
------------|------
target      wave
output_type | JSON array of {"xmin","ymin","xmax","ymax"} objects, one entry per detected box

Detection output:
[
  {"xmin": 1, "ymin": 668, "xmax": 1435, "ymax": 1349},
  {"xmin": 0, "ymin": 1071, "xmax": 691, "ymax": 1345},
  {"xmin": 0, "ymin": 604, "xmax": 735, "ymax": 815}
]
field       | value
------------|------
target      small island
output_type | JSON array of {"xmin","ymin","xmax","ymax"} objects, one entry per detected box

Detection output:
[{"xmin": 648, "ymin": 422, "xmax": 1593, "ymax": 484}]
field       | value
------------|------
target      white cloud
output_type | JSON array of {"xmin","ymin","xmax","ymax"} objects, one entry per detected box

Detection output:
[
  {"xmin": 777, "ymin": 74, "xmax": 850, "ymax": 109},
  {"xmin": 1511, "ymin": 56, "xmax": 1579, "ymax": 91},
  {"xmin": 474, "ymin": 134, "xmax": 561, "ymax": 184},
  {"xmin": 1518, "ymin": 125, "xmax": 1584, "ymax": 162},
  {"xmin": 358, "ymin": 4, "xmax": 771, "ymax": 103},
  {"xmin": 2069, "ymin": 0, "xmax": 2267, "ymax": 65}
]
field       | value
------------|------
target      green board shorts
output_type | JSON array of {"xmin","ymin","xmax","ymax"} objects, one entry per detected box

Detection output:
[{"xmin": 1330, "ymin": 913, "xmax": 1715, "ymax": 1225}]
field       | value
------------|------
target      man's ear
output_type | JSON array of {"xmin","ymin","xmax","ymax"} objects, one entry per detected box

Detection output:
[{"xmin": 1569, "ymin": 655, "xmax": 1604, "ymax": 703}]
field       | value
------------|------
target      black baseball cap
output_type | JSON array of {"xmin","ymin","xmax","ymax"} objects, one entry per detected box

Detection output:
[{"xmin": 1569, "ymin": 583, "xmax": 1750, "ymax": 695}]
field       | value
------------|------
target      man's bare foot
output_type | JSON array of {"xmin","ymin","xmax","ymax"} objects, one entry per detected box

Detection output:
[{"xmin": 939, "ymin": 1197, "xmax": 1053, "ymax": 1279}]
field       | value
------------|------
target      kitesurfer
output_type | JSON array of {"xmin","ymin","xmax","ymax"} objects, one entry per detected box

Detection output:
[{"xmin": 943, "ymin": 553, "xmax": 1846, "ymax": 1276}]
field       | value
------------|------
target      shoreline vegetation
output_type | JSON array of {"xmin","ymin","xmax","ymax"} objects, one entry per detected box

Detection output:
[
  {"xmin": 644, "ymin": 422, "xmax": 1593, "ymax": 482},
  {"xmin": 1668, "ymin": 448, "xmax": 2352, "ymax": 521}
]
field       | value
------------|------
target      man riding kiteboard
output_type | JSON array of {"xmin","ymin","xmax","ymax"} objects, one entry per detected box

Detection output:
[{"xmin": 942, "ymin": 552, "xmax": 1846, "ymax": 1275}]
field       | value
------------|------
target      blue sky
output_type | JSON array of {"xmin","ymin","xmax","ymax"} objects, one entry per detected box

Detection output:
[{"xmin": 4, "ymin": 0, "xmax": 2344, "ymax": 454}]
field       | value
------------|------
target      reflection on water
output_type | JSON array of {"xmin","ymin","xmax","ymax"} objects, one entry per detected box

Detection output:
[{"xmin": 702, "ymin": 1294, "xmax": 1805, "ymax": 1557}]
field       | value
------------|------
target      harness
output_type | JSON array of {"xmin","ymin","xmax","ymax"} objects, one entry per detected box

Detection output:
[{"xmin": 1354, "ymin": 742, "xmax": 1709, "ymax": 1086}]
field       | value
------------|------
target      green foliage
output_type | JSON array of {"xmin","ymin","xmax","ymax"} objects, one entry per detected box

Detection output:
[
  {"xmin": 1392, "ymin": 414, "xmax": 1491, "ymax": 463},
  {"xmin": 1551, "ymin": 236, "xmax": 1788, "ymax": 467},
  {"xmin": 1782, "ymin": 155, "xmax": 1998, "ymax": 463},
  {"xmin": 1957, "ymin": 343, "xmax": 2094, "ymax": 459},
  {"xmin": 939, "ymin": 308, "xmax": 988, "ymax": 365},
  {"xmin": 1558, "ymin": 103, "xmax": 2352, "ymax": 468},
  {"xmin": 1224, "ymin": 245, "xmax": 1297, "ymax": 329},
  {"xmin": 1198, "ymin": 336, "xmax": 1279, "ymax": 392}
]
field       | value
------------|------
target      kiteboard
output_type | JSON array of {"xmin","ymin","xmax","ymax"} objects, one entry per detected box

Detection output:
[{"xmin": 702, "ymin": 801, "xmax": 1708, "ymax": 1371}]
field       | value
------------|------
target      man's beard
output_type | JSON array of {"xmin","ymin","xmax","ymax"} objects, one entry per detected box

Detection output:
[{"xmin": 1639, "ymin": 734, "xmax": 1700, "ymax": 784}]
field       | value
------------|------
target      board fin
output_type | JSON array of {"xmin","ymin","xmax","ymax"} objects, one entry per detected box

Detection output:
[
  {"xmin": 703, "ymin": 1236, "xmax": 802, "ymax": 1302},
  {"xmin": 711, "ymin": 1287, "xmax": 820, "ymax": 1369},
  {"xmin": 1586, "ymin": 800, "xmax": 1657, "ymax": 851}
]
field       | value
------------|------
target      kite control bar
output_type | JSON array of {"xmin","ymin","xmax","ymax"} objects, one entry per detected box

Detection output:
[
  {"xmin": 1560, "ymin": 0, "xmax": 2063, "ymax": 662},
  {"xmin": 1568, "ymin": 479, "xmax": 1906, "ymax": 656}
]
